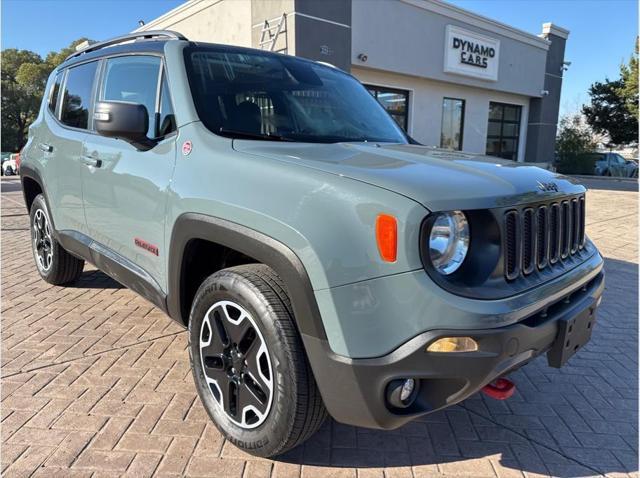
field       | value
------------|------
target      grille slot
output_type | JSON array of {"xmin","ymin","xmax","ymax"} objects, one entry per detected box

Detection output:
[
  {"xmin": 503, "ymin": 195, "xmax": 585, "ymax": 281},
  {"xmin": 522, "ymin": 208, "xmax": 535, "ymax": 275},
  {"xmin": 504, "ymin": 210, "xmax": 520, "ymax": 281},
  {"xmin": 536, "ymin": 206, "xmax": 548, "ymax": 269}
]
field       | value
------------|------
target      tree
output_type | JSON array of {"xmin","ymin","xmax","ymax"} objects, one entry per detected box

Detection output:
[
  {"xmin": 582, "ymin": 40, "xmax": 639, "ymax": 148},
  {"xmin": 619, "ymin": 38, "xmax": 639, "ymax": 121},
  {"xmin": 1, "ymin": 38, "xmax": 91, "ymax": 152},
  {"xmin": 555, "ymin": 114, "xmax": 597, "ymax": 174}
]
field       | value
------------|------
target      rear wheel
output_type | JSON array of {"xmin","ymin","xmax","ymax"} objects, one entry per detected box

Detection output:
[
  {"xmin": 189, "ymin": 264, "xmax": 327, "ymax": 457},
  {"xmin": 30, "ymin": 194, "xmax": 84, "ymax": 284}
]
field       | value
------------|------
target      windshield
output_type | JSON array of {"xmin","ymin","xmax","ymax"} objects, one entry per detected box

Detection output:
[{"xmin": 184, "ymin": 46, "xmax": 408, "ymax": 144}]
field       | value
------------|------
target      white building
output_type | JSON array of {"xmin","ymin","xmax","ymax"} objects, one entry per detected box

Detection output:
[{"xmin": 137, "ymin": 0, "xmax": 570, "ymax": 162}]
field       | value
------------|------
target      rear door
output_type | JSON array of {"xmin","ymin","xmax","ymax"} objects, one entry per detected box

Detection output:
[
  {"xmin": 81, "ymin": 54, "xmax": 177, "ymax": 289},
  {"xmin": 41, "ymin": 61, "xmax": 99, "ymax": 234}
]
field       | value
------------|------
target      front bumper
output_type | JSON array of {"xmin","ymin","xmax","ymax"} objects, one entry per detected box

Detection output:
[{"xmin": 303, "ymin": 269, "xmax": 604, "ymax": 430}]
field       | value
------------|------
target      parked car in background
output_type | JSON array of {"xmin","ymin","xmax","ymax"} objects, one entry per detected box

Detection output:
[
  {"xmin": 1, "ymin": 153, "xmax": 11, "ymax": 176},
  {"xmin": 2, "ymin": 153, "xmax": 20, "ymax": 176},
  {"xmin": 594, "ymin": 152, "xmax": 638, "ymax": 178}
]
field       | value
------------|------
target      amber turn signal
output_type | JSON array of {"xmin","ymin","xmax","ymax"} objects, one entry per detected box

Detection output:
[
  {"xmin": 376, "ymin": 214, "xmax": 397, "ymax": 262},
  {"xmin": 426, "ymin": 337, "xmax": 478, "ymax": 353}
]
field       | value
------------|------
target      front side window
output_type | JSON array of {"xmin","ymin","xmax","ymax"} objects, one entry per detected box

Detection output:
[
  {"xmin": 366, "ymin": 85, "xmax": 409, "ymax": 131},
  {"xmin": 157, "ymin": 73, "xmax": 176, "ymax": 137},
  {"xmin": 440, "ymin": 98, "xmax": 465, "ymax": 150},
  {"xmin": 486, "ymin": 102, "xmax": 522, "ymax": 160},
  {"xmin": 48, "ymin": 71, "xmax": 63, "ymax": 115},
  {"xmin": 100, "ymin": 55, "xmax": 161, "ymax": 138},
  {"xmin": 185, "ymin": 47, "xmax": 407, "ymax": 144},
  {"xmin": 60, "ymin": 61, "xmax": 98, "ymax": 129}
]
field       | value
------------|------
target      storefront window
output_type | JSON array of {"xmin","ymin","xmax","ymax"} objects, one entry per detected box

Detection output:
[
  {"xmin": 440, "ymin": 98, "xmax": 465, "ymax": 150},
  {"xmin": 365, "ymin": 85, "xmax": 409, "ymax": 131},
  {"xmin": 486, "ymin": 102, "xmax": 522, "ymax": 160}
]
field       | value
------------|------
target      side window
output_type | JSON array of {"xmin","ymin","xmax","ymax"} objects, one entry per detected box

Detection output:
[
  {"xmin": 48, "ymin": 71, "xmax": 63, "ymax": 115},
  {"xmin": 60, "ymin": 61, "xmax": 98, "ymax": 129},
  {"xmin": 100, "ymin": 55, "xmax": 161, "ymax": 138},
  {"xmin": 157, "ymin": 73, "xmax": 176, "ymax": 137}
]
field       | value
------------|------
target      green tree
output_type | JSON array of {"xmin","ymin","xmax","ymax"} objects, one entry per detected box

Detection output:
[
  {"xmin": 619, "ymin": 38, "xmax": 639, "ymax": 121},
  {"xmin": 582, "ymin": 40, "xmax": 639, "ymax": 147},
  {"xmin": 555, "ymin": 114, "xmax": 597, "ymax": 175},
  {"xmin": 1, "ymin": 38, "xmax": 91, "ymax": 152}
]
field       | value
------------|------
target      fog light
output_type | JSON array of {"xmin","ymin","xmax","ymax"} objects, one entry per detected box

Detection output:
[
  {"xmin": 426, "ymin": 337, "xmax": 478, "ymax": 353},
  {"xmin": 387, "ymin": 378, "xmax": 419, "ymax": 408},
  {"xmin": 400, "ymin": 378, "xmax": 415, "ymax": 402}
]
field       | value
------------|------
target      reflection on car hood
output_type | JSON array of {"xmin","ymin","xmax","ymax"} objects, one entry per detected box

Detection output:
[{"xmin": 233, "ymin": 141, "xmax": 586, "ymax": 210}]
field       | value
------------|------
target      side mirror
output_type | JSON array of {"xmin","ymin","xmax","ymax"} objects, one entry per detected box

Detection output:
[{"xmin": 94, "ymin": 101, "xmax": 155, "ymax": 151}]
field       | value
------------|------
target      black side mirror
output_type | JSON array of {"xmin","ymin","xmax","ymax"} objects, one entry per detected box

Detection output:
[{"xmin": 94, "ymin": 101, "xmax": 156, "ymax": 151}]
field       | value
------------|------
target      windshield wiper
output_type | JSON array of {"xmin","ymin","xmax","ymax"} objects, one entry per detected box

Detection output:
[{"xmin": 218, "ymin": 128, "xmax": 294, "ymax": 142}]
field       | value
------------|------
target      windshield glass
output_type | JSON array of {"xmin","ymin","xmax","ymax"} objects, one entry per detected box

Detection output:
[{"xmin": 184, "ymin": 46, "xmax": 408, "ymax": 144}]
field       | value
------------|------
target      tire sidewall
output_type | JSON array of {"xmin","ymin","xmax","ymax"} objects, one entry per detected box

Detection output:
[{"xmin": 189, "ymin": 271, "xmax": 296, "ymax": 456}]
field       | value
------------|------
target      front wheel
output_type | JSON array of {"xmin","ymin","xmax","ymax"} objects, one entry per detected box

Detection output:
[
  {"xmin": 30, "ymin": 194, "xmax": 84, "ymax": 284},
  {"xmin": 189, "ymin": 264, "xmax": 327, "ymax": 457}
]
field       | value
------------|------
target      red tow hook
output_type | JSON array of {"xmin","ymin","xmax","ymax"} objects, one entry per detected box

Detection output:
[{"xmin": 481, "ymin": 378, "xmax": 515, "ymax": 400}]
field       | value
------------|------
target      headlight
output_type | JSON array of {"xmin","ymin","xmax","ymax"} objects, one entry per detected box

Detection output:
[{"xmin": 428, "ymin": 211, "xmax": 469, "ymax": 275}]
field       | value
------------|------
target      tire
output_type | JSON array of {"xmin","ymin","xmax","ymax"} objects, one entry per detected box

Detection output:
[
  {"xmin": 30, "ymin": 194, "xmax": 84, "ymax": 285},
  {"xmin": 189, "ymin": 264, "xmax": 327, "ymax": 457}
]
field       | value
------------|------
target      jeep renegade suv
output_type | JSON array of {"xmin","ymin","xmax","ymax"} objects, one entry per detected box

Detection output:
[{"xmin": 21, "ymin": 31, "xmax": 604, "ymax": 457}]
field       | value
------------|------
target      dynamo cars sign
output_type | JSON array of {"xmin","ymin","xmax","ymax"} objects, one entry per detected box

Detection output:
[{"xmin": 444, "ymin": 25, "xmax": 500, "ymax": 81}]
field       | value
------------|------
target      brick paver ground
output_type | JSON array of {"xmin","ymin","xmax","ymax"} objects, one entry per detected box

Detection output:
[{"xmin": 1, "ymin": 176, "xmax": 637, "ymax": 477}]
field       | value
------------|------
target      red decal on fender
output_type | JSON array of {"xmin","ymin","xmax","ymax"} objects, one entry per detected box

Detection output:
[{"xmin": 134, "ymin": 237, "xmax": 159, "ymax": 256}]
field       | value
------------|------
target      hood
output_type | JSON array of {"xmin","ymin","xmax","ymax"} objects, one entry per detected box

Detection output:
[{"xmin": 233, "ymin": 141, "xmax": 585, "ymax": 211}]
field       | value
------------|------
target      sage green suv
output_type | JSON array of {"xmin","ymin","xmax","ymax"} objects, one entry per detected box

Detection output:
[{"xmin": 21, "ymin": 31, "xmax": 604, "ymax": 457}]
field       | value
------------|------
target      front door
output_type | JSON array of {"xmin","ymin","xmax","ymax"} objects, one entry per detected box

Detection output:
[{"xmin": 81, "ymin": 55, "xmax": 177, "ymax": 289}]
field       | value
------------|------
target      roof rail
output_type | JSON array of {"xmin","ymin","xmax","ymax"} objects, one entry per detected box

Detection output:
[{"xmin": 65, "ymin": 30, "xmax": 188, "ymax": 62}]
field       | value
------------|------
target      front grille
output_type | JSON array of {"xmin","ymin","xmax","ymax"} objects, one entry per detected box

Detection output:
[{"xmin": 504, "ymin": 195, "xmax": 585, "ymax": 280}]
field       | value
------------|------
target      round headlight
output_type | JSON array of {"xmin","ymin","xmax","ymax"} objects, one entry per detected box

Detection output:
[{"xmin": 428, "ymin": 211, "xmax": 469, "ymax": 275}]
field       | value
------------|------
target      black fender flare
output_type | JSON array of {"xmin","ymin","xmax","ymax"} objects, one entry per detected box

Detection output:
[
  {"xmin": 19, "ymin": 163, "xmax": 46, "ymax": 214},
  {"xmin": 167, "ymin": 213, "xmax": 327, "ymax": 340}
]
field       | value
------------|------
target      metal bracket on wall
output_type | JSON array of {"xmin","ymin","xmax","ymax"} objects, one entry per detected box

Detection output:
[{"xmin": 259, "ymin": 13, "xmax": 288, "ymax": 54}]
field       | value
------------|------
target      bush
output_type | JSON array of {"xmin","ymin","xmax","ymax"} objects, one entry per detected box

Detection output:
[{"xmin": 556, "ymin": 153, "xmax": 598, "ymax": 175}]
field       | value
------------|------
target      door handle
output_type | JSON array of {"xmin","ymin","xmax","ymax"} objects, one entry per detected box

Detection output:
[
  {"xmin": 39, "ymin": 143, "xmax": 53, "ymax": 153},
  {"xmin": 81, "ymin": 156, "xmax": 102, "ymax": 168}
]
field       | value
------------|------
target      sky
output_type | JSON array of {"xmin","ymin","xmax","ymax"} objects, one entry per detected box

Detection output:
[{"xmin": 2, "ymin": 0, "xmax": 637, "ymax": 116}]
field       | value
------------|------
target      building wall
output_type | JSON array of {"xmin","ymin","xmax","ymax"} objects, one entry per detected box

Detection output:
[
  {"xmin": 351, "ymin": 0, "xmax": 549, "ymax": 98},
  {"xmin": 136, "ymin": 0, "xmax": 253, "ymax": 47},
  {"xmin": 353, "ymin": 67, "xmax": 530, "ymax": 161}
]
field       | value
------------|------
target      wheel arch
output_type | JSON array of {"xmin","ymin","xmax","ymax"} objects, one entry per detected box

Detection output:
[
  {"xmin": 20, "ymin": 163, "xmax": 45, "ymax": 214},
  {"xmin": 167, "ymin": 213, "xmax": 327, "ymax": 341}
]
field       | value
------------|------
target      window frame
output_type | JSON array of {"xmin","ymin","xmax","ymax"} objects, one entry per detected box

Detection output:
[
  {"xmin": 47, "ymin": 70, "xmax": 65, "ymax": 117},
  {"xmin": 53, "ymin": 59, "xmax": 101, "ymax": 133},
  {"xmin": 364, "ymin": 84, "xmax": 410, "ymax": 132},
  {"xmin": 440, "ymin": 97, "xmax": 466, "ymax": 151},
  {"xmin": 155, "ymin": 61, "xmax": 178, "ymax": 140},
  {"xmin": 486, "ymin": 101, "xmax": 522, "ymax": 161}
]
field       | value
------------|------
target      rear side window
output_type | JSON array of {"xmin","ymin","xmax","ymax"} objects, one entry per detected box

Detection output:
[
  {"xmin": 48, "ymin": 71, "xmax": 63, "ymax": 115},
  {"xmin": 100, "ymin": 55, "xmax": 161, "ymax": 138},
  {"xmin": 61, "ymin": 61, "xmax": 98, "ymax": 129}
]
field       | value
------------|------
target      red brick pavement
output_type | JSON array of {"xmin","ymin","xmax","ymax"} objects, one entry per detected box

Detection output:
[{"xmin": 1, "ymin": 177, "xmax": 637, "ymax": 477}]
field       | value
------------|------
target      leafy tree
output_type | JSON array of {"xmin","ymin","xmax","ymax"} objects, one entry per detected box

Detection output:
[
  {"xmin": 555, "ymin": 114, "xmax": 597, "ymax": 174},
  {"xmin": 582, "ymin": 40, "xmax": 639, "ymax": 147},
  {"xmin": 619, "ymin": 38, "xmax": 639, "ymax": 121},
  {"xmin": 1, "ymin": 38, "xmax": 91, "ymax": 152}
]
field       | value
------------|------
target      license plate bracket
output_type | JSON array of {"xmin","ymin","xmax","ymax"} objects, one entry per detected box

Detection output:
[{"xmin": 547, "ymin": 306, "xmax": 597, "ymax": 368}]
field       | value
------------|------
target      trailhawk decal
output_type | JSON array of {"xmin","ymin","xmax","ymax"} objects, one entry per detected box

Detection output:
[{"xmin": 134, "ymin": 237, "xmax": 159, "ymax": 256}]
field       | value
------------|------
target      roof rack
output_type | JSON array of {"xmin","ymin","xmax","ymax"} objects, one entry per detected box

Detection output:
[{"xmin": 65, "ymin": 30, "xmax": 188, "ymax": 61}]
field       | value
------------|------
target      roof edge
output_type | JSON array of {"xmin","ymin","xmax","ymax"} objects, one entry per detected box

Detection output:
[
  {"xmin": 541, "ymin": 22, "xmax": 570, "ymax": 39},
  {"xmin": 400, "ymin": 0, "xmax": 551, "ymax": 50}
]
